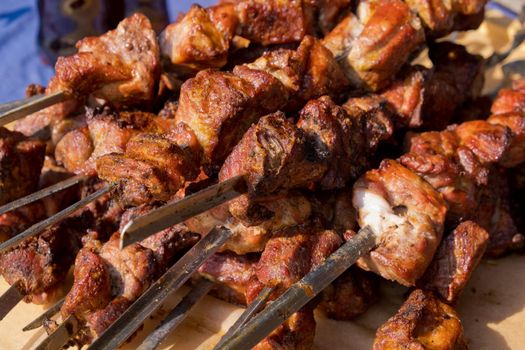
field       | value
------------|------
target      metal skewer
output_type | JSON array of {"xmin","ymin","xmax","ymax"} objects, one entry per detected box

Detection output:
[
  {"xmin": 23, "ymin": 298, "xmax": 65, "ymax": 331},
  {"xmin": 87, "ymin": 226, "xmax": 234, "ymax": 350},
  {"xmin": 137, "ymin": 278, "xmax": 214, "ymax": 350},
  {"xmin": 0, "ymin": 91, "xmax": 68, "ymax": 127},
  {"xmin": 120, "ymin": 175, "xmax": 246, "ymax": 248},
  {"xmin": 0, "ymin": 281, "xmax": 24, "ymax": 321},
  {"xmin": 0, "ymin": 185, "xmax": 112, "ymax": 255},
  {"xmin": 34, "ymin": 315, "xmax": 79, "ymax": 350},
  {"xmin": 0, "ymin": 175, "xmax": 88, "ymax": 216},
  {"xmin": 215, "ymin": 226, "xmax": 376, "ymax": 350},
  {"xmin": 213, "ymin": 286, "xmax": 275, "ymax": 350}
]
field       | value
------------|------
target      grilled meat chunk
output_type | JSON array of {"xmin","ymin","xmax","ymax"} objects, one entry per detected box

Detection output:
[
  {"xmin": 0, "ymin": 202, "xmax": 46, "ymax": 243},
  {"xmin": 374, "ymin": 289, "xmax": 467, "ymax": 350},
  {"xmin": 52, "ymin": 13, "xmax": 160, "ymax": 109},
  {"xmin": 61, "ymin": 206, "xmax": 199, "ymax": 342},
  {"xmin": 320, "ymin": 266, "xmax": 379, "ymax": 320},
  {"xmin": 341, "ymin": 0, "xmax": 425, "ymax": 91},
  {"xmin": 491, "ymin": 79, "xmax": 525, "ymax": 115},
  {"xmin": 352, "ymin": 160, "xmax": 447, "ymax": 286},
  {"xmin": 160, "ymin": 4, "xmax": 238, "ymax": 75},
  {"xmin": 234, "ymin": 0, "xmax": 316, "ymax": 45},
  {"xmin": 488, "ymin": 112, "xmax": 525, "ymax": 167},
  {"xmin": 418, "ymin": 221, "xmax": 489, "ymax": 304},
  {"xmin": 321, "ymin": 12, "xmax": 363, "ymax": 59},
  {"xmin": 0, "ymin": 128, "xmax": 46, "ymax": 205}
]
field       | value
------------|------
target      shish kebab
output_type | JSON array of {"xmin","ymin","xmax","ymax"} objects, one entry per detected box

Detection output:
[
  {"xmin": 19, "ymin": 30, "xmax": 488, "ymax": 350},
  {"xmin": 0, "ymin": 0, "xmax": 492, "ymax": 344},
  {"xmin": 0, "ymin": 0, "xmax": 434, "ymax": 316},
  {"xmin": 68, "ymin": 43, "xmax": 504, "ymax": 346}
]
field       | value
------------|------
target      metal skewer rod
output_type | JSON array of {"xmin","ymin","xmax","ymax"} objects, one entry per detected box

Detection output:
[
  {"xmin": 34, "ymin": 315, "xmax": 79, "ymax": 350},
  {"xmin": 88, "ymin": 226, "xmax": 234, "ymax": 350},
  {"xmin": 0, "ymin": 185, "xmax": 112, "ymax": 255},
  {"xmin": 215, "ymin": 226, "xmax": 376, "ymax": 350},
  {"xmin": 120, "ymin": 175, "xmax": 246, "ymax": 249},
  {"xmin": 0, "ymin": 91, "xmax": 68, "ymax": 127},
  {"xmin": 213, "ymin": 286, "xmax": 275, "ymax": 350},
  {"xmin": 23, "ymin": 297, "xmax": 66, "ymax": 331},
  {"xmin": 137, "ymin": 278, "xmax": 214, "ymax": 350},
  {"xmin": 0, "ymin": 175, "xmax": 89, "ymax": 216},
  {"xmin": 0, "ymin": 280, "xmax": 24, "ymax": 321}
]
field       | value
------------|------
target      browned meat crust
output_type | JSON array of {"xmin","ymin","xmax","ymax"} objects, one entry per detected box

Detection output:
[
  {"xmin": 373, "ymin": 289, "xmax": 467, "ymax": 350},
  {"xmin": 418, "ymin": 221, "xmax": 489, "ymax": 304}
]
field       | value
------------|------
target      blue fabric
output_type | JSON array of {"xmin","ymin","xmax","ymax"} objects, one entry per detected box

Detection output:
[{"xmin": 0, "ymin": 0, "xmax": 215, "ymax": 103}]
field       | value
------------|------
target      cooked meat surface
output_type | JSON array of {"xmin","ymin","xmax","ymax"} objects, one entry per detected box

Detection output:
[
  {"xmin": 418, "ymin": 221, "xmax": 489, "ymax": 304},
  {"xmin": 320, "ymin": 266, "xmax": 379, "ymax": 320},
  {"xmin": 352, "ymin": 159, "xmax": 447, "ymax": 286},
  {"xmin": 0, "ymin": 128, "xmax": 46, "ymax": 205},
  {"xmin": 374, "ymin": 289, "xmax": 467, "ymax": 350}
]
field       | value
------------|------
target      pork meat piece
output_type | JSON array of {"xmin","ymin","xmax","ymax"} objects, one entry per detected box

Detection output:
[
  {"xmin": 321, "ymin": 12, "xmax": 363, "ymax": 59},
  {"xmin": 0, "ymin": 128, "xmax": 46, "ymax": 205},
  {"xmin": 374, "ymin": 289, "xmax": 467, "ymax": 350},
  {"xmin": 353, "ymin": 160, "xmax": 447, "ymax": 286},
  {"xmin": 418, "ymin": 221, "xmax": 488, "ymax": 304},
  {"xmin": 317, "ymin": 0, "xmax": 354, "ymax": 34},
  {"xmin": 488, "ymin": 112, "xmax": 525, "ymax": 167},
  {"xmin": 491, "ymin": 79, "xmax": 525, "ymax": 115},
  {"xmin": 219, "ymin": 112, "xmax": 327, "ymax": 196},
  {"xmin": 342, "ymin": 0, "xmax": 425, "ymax": 91},
  {"xmin": 319, "ymin": 266, "xmax": 379, "ymax": 320},
  {"xmin": 404, "ymin": 0, "xmax": 455, "ymax": 37},
  {"xmin": 234, "ymin": 0, "xmax": 316, "ymax": 45},
  {"xmin": 52, "ymin": 13, "xmax": 160, "ymax": 109},
  {"xmin": 176, "ymin": 68, "xmax": 288, "ymax": 170},
  {"xmin": 160, "ymin": 4, "xmax": 238, "ymax": 75}
]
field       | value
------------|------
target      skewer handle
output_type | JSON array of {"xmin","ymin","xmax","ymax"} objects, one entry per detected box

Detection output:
[
  {"xmin": 0, "ymin": 281, "xmax": 24, "ymax": 321},
  {"xmin": 120, "ymin": 175, "xmax": 246, "ymax": 249},
  {"xmin": 23, "ymin": 297, "xmax": 65, "ymax": 331},
  {"xmin": 0, "ymin": 91, "xmax": 68, "ymax": 127},
  {"xmin": 34, "ymin": 315, "xmax": 79, "ymax": 350},
  {"xmin": 215, "ymin": 226, "xmax": 376, "ymax": 350}
]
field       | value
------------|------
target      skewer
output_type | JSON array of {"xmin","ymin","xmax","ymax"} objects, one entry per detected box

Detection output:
[
  {"xmin": 0, "ymin": 280, "xmax": 24, "ymax": 321},
  {"xmin": 137, "ymin": 278, "xmax": 214, "ymax": 350},
  {"xmin": 120, "ymin": 175, "xmax": 246, "ymax": 248},
  {"xmin": 0, "ymin": 185, "xmax": 112, "ymax": 255},
  {"xmin": 34, "ymin": 315, "xmax": 79, "ymax": 350},
  {"xmin": 87, "ymin": 226, "xmax": 234, "ymax": 350},
  {"xmin": 0, "ymin": 91, "xmax": 68, "ymax": 127},
  {"xmin": 215, "ymin": 226, "xmax": 376, "ymax": 350},
  {"xmin": 23, "ymin": 298, "xmax": 65, "ymax": 331},
  {"xmin": 213, "ymin": 286, "xmax": 275, "ymax": 350},
  {"xmin": 0, "ymin": 175, "xmax": 89, "ymax": 216}
]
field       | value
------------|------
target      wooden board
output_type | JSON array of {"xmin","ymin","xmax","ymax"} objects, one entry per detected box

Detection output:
[{"xmin": 1, "ymin": 8, "xmax": 525, "ymax": 350}]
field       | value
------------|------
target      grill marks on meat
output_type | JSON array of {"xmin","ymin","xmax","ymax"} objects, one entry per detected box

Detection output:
[
  {"xmin": 373, "ymin": 289, "xmax": 467, "ymax": 350},
  {"xmin": 418, "ymin": 221, "xmax": 488, "ymax": 304},
  {"xmin": 53, "ymin": 13, "xmax": 160, "ymax": 109},
  {"xmin": 160, "ymin": 4, "xmax": 239, "ymax": 75},
  {"xmin": 0, "ymin": 128, "xmax": 46, "ymax": 205},
  {"xmin": 352, "ymin": 160, "xmax": 447, "ymax": 286},
  {"xmin": 61, "ymin": 206, "xmax": 199, "ymax": 342}
]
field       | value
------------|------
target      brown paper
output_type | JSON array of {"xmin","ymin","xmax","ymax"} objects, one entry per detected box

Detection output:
[{"xmin": 1, "ymin": 9, "xmax": 524, "ymax": 350}]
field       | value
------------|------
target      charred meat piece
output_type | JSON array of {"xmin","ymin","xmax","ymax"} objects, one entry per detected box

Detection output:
[
  {"xmin": 0, "ymin": 128, "xmax": 46, "ymax": 205},
  {"xmin": 234, "ymin": 0, "xmax": 317, "ymax": 45},
  {"xmin": 487, "ymin": 112, "xmax": 525, "ymax": 167},
  {"xmin": 341, "ymin": 0, "xmax": 425, "ymax": 91},
  {"xmin": 418, "ymin": 221, "xmax": 489, "ymax": 304},
  {"xmin": 61, "ymin": 206, "xmax": 199, "ymax": 343},
  {"xmin": 0, "ymin": 202, "xmax": 46, "ymax": 243},
  {"xmin": 422, "ymin": 42, "xmax": 485, "ymax": 130},
  {"xmin": 404, "ymin": 0, "xmax": 455, "ymax": 37},
  {"xmin": 352, "ymin": 160, "xmax": 447, "ymax": 286},
  {"xmin": 374, "ymin": 289, "xmax": 467, "ymax": 350},
  {"xmin": 52, "ymin": 13, "xmax": 160, "ymax": 109},
  {"xmin": 198, "ymin": 252, "xmax": 259, "ymax": 305},
  {"xmin": 319, "ymin": 266, "xmax": 379, "ymax": 320},
  {"xmin": 219, "ymin": 112, "xmax": 327, "ymax": 196},
  {"xmin": 317, "ymin": 0, "xmax": 354, "ymax": 35},
  {"xmin": 160, "ymin": 4, "xmax": 238, "ymax": 75},
  {"xmin": 491, "ymin": 79, "xmax": 525, "ymax": 115}
]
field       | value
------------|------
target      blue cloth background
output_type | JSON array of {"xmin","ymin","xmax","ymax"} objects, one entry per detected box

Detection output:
[{"xmin": 0, "ymin": 0, "xmax": 214, "ymax": 103}]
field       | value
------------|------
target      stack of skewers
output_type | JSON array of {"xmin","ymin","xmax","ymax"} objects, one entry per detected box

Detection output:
[{"xmin": 0, "ymin": 0, "xmax": 524, "ymax": 349}]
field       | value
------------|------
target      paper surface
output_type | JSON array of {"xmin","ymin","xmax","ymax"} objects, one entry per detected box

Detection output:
[{"xmin": 0, "ymin": 9, "xmax": 524, "ymax": 350}]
